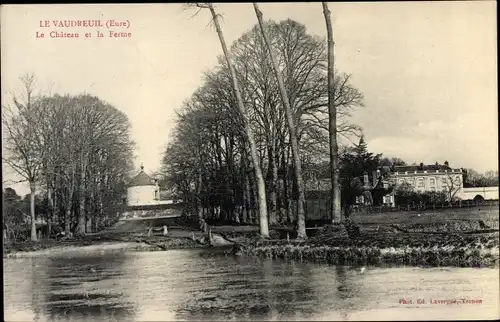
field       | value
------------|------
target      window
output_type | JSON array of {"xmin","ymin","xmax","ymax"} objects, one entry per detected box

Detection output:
[
  {"xmin": 429, "ymin": 177, "xmax": 436, "ymax": 191},
  {"xmin": 399, "ymin": 179, "xmax": 405, "ymax": 185},
  {"xmin": 417, "ymin": 178, "xmax": 424, "ymax": 188},
  {"xmin": 441, "ymin": 177, "xmax": 448, "ymax": 190},
  {"xmin": 408, "ymin": 179, "xmax": 415, "ymax": 187}
]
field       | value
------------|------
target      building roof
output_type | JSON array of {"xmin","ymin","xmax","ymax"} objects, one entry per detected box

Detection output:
[
  {"xmin": 128, "ymin": 165, "xmax": 155, "ymax": 187},
  {"xmin": 394, "ymin": 164, "xmax": 452, "ymax": 172}
]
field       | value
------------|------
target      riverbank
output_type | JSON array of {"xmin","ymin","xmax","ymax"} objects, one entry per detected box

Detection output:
[
  {"xmin": 5, "ymin": 229, "xmax": 499, "ymax": 267},
  {"xmin": 3, "ymin": 231, "xmax": 208, "ymax": 258},
  {"xmin": 239, "ymin": 234, "xmax": 500, "ymax": 267},
  {"xmin": 4, "ymin": 242, "xmax": 142, "ymax": 258},
  {"xmin": 231, "ymin": 220, "xmax": 500, "ymax": 267},
  {"xmin": 4, "ymin": 209, "xmax": 499, "ymax": 267}
]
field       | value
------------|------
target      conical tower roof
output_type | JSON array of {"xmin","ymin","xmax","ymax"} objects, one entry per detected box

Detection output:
[{"xmin": 128, "ymin": 163, "xmax": 155, "ymax": 187}]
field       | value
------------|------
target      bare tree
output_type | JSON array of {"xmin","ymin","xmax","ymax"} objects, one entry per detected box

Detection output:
[
  {"xmin": 170, "ymin": 102, "xmax": 210, "ymax": 230},
  {"xmin": 442, "ymin": 172, "xmax": 463, "ymax": 203},
  {"xmin": 322, "ymin": 2, "xmax": 341, "ymax": 223},
  {"xmin": 464, "ymin": 168, "xmax": 499, "ymax": 187},
  {"xmin": 2, "ymin": 74, "xmax": 45, "ymax": 241},
  {"xmin": 186, "ymin": 3, "xmax": 269, "ymax": 237},
  {"xmin": 34, "ymin": 94, "xmax": 134, "ymax": 236},
  {"xmin": 165, "ymin": 13, "xmax": 363, "ymax": 231},
  {"xmin": 253, "ymin": 3, "xmax": 306, "ymax": 239},
  {"xmin": 228, "ymin": 19, "xmax": 362, "ymax": 225},
  {"xmin": 3, "ymin": 77, "xmax": 134, "ymax": 240}
]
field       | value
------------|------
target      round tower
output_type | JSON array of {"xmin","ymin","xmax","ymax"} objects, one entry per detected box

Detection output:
[{"xmin": 126, "ymin": 163, "xmax": 157, "ymax": 206}]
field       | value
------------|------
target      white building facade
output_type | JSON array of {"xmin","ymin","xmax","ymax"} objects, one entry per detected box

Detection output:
[
  {"xmin": 392, "ymin": 165, "xmax": 464, "ymax": 199},
  {"xmin": 126, "ymin": 164, "xmax": 169, "ymax": 207}
]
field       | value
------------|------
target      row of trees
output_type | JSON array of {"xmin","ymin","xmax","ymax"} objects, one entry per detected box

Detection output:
[
  {"xmin": 2, "ymin": 74, "xmax": 135, "ymax": 241},
  {"xmin": 463, "ymin": 169, "xmax": 499, "ymax": 187},
  {"xmin": 162, "ymin": 3, "xmax": 364, "ymax": 239}
]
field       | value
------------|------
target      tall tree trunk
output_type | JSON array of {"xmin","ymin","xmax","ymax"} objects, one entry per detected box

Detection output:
[
  {"xmin": 77, "ymin": 154, "xmax": 86, "ymax": 234},
  {"xmin": 98, "ymin": 176, "xmax": 104, "ymax": 220},
  {"xmin": 47, "ymin": 184, "xmax": 54, "ymax": 238},
  {"xmin": 267, "ymin": 142, "xmax": 278, "ymax": 226},
  {"xmin": 274, "ymin": 137, "xmax": 282, "ymax": 223},
  {"xmin": 206, "ymin": 3, "xmax": 269, "ymax": 237},
  {"xmin": 53, "ymin": 183, "xmax": 58, "ymax": 229},
  {"xmin": 281, "ymin": 143, "xmax": 291, "ymax": 224},
  {"xmin": 322, "ymin": 2, "xmax": 342, "ymax": 223},
  {"xmin": 253, "ymin": 3, "xmax": 306, "ymax": 239},
  {"xmin": 29, "ymin": 181, "xmax": 37, "ymax": 241},
  {"xmin": 243, "ymin": 174, "xmax": 250, "ymax": 224},
  {"xmin": 196, "ymin": 168, "xmax": 205, "ymax": 232},
  {"xmin": 86, "ymin": 216, "xmax": 92, "ymax": 233},
  {"xmin": 43, "ymin": 162, "xmax": 53, "ymax": 238},
  {"xmin": 65, "ymin": 203, "xmax": 71, "ymax": 235},
  {"xmin": 248, "ymin": 167, "xmax": 259, "ymax": 225},
  {"xmin": 241, "ymin": 149, "xmax": 251, "ymax": 224},
  {"xmin": 65, "ymin": 174, "xmax": 75, "ymax": 235}
]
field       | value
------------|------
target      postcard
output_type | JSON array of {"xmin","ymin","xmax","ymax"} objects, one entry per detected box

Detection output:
[{"xmin": 2, "ymin": 2, "xmax": 498, "ymax": 321}]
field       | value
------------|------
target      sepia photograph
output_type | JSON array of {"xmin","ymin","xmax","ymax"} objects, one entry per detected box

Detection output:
[{"xmin": 1, "ymin": 2, "xmax": 498, "ymax": 321}]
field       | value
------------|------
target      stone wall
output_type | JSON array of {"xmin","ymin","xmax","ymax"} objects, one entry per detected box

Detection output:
[{"xmin": 121, "ymin": 207, "xmax": 182, "ymax": 220}]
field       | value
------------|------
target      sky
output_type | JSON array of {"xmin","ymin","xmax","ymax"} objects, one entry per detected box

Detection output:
[{"xmin": 1, "ymin": 2, "xmax": 497, "ymax": 196}]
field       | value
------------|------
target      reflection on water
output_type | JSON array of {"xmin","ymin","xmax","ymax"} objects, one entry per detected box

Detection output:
[
  {"xmin": 4, "ymin": 253, "xmax": 135, "ymax": 322},
  {"xmin": 4, "ymin": 248, "xmax": 499, "ymax": 321},
  {"xmin": 43, "ymin": 254, "xmax": 134, "ymax": 321}
]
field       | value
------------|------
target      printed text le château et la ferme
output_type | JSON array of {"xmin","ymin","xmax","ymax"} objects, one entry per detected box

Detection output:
[{"xmin": 36, "ymin": 19, "xmax": 131, "ymax": 39}]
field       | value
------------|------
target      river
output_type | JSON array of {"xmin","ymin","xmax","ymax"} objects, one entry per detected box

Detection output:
[{"xmin": 3, "ymin": 248, "xmax": 499, "ymax": 321}]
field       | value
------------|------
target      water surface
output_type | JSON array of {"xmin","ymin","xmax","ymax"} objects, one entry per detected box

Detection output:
[{"xmin": 4, "ymin": 248, "xmax": 499, "ymax": 321}]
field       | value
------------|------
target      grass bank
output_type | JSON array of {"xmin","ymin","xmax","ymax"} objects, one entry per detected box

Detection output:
[
  {"xmin": 230, "ymin": 209, "xmax": 500, "ymax": 268},
  {"xmin": 3, "ymin": 230, "xmax": 208, "ymax": 257},
  {"xmin": 238, "ymin": 230, "xmax": 499, "ymax": 267},
  {"xmin": 236, "ymin": 230, "xmax": 499, "ymax": 267}
]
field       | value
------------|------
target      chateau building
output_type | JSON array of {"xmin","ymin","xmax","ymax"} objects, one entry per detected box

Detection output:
[
  {"xmin": 392, "ymin": 163, "xmax": 464, "ymax": 196},
  {"xmin": 355, "ymin": 163, "xmax": 465, "ymax": 206},
  {"xmin": 296, "ymin": 162, "xmax": 493, "ymax": 209}
]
